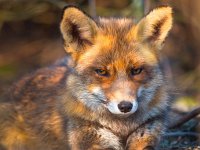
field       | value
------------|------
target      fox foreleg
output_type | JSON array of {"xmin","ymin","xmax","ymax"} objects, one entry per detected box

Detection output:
[{"xmin": 126, "ymin": 117, "xmax": 165, "ymax": 150}]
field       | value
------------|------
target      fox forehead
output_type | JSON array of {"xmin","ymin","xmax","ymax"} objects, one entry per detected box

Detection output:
[
  {"xmin": 76, "ymin": 18, "xmax": 158, "ymax": 71},
  {"xmin": 97, "ymin": 18, "xmax": 134, "ymax": 38}
]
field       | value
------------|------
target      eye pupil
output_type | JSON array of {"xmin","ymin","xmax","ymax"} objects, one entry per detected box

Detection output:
[
  {"xmin": 131, "ymin": 68, "xmax": 143, "ymax": 75},
  {"xmin": 95, "ymin": 69, "xmax": 108, "ymax": 76}
]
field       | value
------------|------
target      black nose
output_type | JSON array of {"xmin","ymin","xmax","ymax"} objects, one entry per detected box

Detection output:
[{"xmin": 118, "ymin": 101, "xmax": 133, "ymax": 113}]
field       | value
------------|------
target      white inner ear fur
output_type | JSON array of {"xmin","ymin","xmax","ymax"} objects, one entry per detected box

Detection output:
[{"xmin": 134, "ymin": 6, "xmax": 173, "ymax": 48}]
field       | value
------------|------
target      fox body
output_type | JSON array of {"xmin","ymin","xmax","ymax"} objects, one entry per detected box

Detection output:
[{"xmin": 0, "ymin": 6, "xmax": 173, "ymax": 150}]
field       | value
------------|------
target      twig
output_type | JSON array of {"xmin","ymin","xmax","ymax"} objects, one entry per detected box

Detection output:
[
  {"xmin": 164, "ymin": 132, "xmax": 199, "ymax": 137},
  {"xmin": 159, "ymin": 146, "xmax": 200, "ymax": 150},
  {"xmin": 142, "ymin": 0, "xmax": 151, "ymax": 15},
  {"xmin": 169, "ymin": 107, "xmax": 200, "ymax": 129},
  {"xmin": 88, "ymin": 0, "xmax": 96, "ymax": 18}
]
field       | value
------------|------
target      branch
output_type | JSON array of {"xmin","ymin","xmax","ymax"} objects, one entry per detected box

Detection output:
[
  {"xmin": 88, "ymin": 0, "xmax": 96, "ymax": 18},
  {"xmin": 169, "ymin": 107, "xmax": 200, "ymax": 129},
  {"xmin": 164, "ymin": 132, "xmax": 199, "ymax": 137},
  {"xmin": 142, "ymin": 0, "xmax": 151, "ymax": 15}
]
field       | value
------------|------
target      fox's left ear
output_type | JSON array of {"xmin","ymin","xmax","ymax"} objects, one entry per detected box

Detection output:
[{"xmin": 134, "ymin": 6, "xmax": 173, "ymax": 49}]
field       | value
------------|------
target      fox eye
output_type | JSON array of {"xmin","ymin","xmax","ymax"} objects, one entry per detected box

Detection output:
[
  {"xmin": 130, "ymin": 68, "xmax": 143, "ymax": 76},
  {"xmin": 95, "ymin": 69, "xmax": 108, "ymax": 77}
]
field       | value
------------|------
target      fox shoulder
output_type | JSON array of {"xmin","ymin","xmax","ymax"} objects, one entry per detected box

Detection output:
[{"xmin": 9, "ymin": 59, "xmax": 69, "ymax": 103}]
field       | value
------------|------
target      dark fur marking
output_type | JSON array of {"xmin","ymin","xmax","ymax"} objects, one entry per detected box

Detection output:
[
  {"xmin": 140, "ymin": 131, "xmax": 144, "ymax": 137},
  {"xmin": 67, "ymin": 20, "xmax": 93, "ymax": 47},
  {"xmin": 143, "ymin": 146, "xmax": 155, "ymax": 150},
  {"xmin": 148, "ymin": 16, "xmax": 168, "ymax": 41},
  {"xmin": 68, "ymin": 21, "xmax": 81, "ymax": 42}
]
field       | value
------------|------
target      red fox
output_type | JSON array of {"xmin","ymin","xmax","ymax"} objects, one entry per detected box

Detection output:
[{"xmin": 0, "ymin": 5, "xmax": 173, "ymax": 150}]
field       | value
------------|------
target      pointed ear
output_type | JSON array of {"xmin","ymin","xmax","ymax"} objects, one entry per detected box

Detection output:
[
  {"xmin": 60, "ymin": 6, "xmax": 98, "ymax": 53},
  {"xmin": 134, "ymin": 6, "xmax": 173, "ymax": 49}
]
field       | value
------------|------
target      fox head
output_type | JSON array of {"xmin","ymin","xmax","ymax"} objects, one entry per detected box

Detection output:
[{"xmin": 60, "ymin": 6, "xmax": 172, "ymax": 117}]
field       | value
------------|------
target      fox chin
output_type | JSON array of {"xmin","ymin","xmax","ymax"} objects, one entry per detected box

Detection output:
[{"xmin": 0, "ymin": 5, "xmax": 173, "ymax": 150}]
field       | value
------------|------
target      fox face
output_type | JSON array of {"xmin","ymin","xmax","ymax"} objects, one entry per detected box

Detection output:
[{"xmin": 60, "ymin": 6, "xmax": 172, "ymax": 116}]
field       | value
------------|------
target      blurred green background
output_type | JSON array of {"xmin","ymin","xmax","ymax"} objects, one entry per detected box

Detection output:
[{"xmin": 0, "ymin": 0, "xmax": 199, "ymax": 111}]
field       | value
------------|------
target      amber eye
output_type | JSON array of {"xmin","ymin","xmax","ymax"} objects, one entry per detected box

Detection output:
[
  {"xmin": 95, "ymin": 69, "xmax": 108, "ymax": 76},
  {"xmin": 130, "ymin": 68, "xmax": 143, "ymax": 76}
]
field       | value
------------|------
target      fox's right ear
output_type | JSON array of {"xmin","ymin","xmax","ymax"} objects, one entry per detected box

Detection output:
[{"xmin": 60, "ymin": 6, "xmax": 98, "ymax": 56}]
